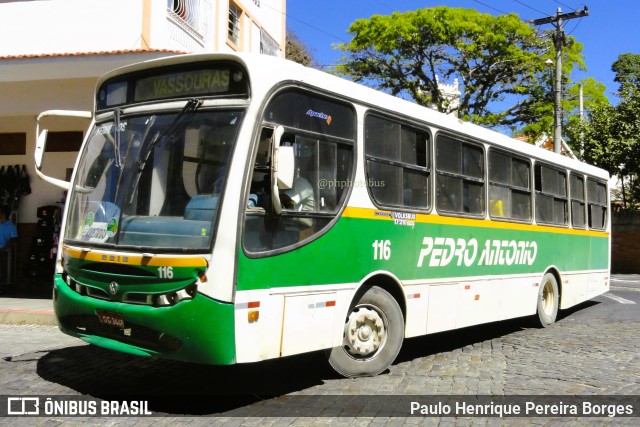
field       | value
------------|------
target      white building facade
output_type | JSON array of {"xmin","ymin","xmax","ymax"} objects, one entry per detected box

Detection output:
[{"xmin": 0, "ymin": 0, "xmax": 285, "ymax": 275}]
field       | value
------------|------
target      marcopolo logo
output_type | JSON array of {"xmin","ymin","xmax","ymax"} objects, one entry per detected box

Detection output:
[
  {"xmin": 417, "ymin": 237, "xmax": 538, "ymax": 268},
  {"xmin": 306, "ymin": 109, "xmax": 332, "ymax": 125}
]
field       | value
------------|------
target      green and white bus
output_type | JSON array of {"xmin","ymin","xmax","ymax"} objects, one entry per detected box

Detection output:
[{"xmin": 35, "ymin": 53, "xmax": 610, "ymax": 377}]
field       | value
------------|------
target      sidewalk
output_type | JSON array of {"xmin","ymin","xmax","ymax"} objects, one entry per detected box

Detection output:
[{"xmin": 0, "ymin": 281, "xmax": 56, "ymax": 325}]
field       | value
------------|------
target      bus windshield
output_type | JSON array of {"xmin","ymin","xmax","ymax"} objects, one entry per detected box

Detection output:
[{"xmin": 64, "ymin": 107, "xmax": 244, "ymax": 251}]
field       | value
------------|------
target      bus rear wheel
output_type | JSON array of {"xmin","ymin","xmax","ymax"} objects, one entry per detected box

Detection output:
[
  {"xmin": 536, "ymin": 272, "xmax": 559, "ymax": 327},
  {"xmin": 328, "ymin": 286, "xmax": 404, "ymax": 377}
]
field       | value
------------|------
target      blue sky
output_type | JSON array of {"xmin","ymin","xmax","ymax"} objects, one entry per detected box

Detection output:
[{"xmin": 286, "ymin": 0, "xmax": 639, "ymax": 104}]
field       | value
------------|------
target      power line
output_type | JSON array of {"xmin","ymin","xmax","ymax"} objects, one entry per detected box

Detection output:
[
  {"xmin": 554, "ymin": 0, "xmax": 578, "ymax": 11},
  {"xmin": 565, "ymin": 16, "xmax": 584, "ymax": 36},
  {"xmin": 261, "ymin": 2, "xmax": 349, "ymax": 43},
  {"xmin": 471, "ymin": 0, "xmax": 510, "ymax": 15},
  {"xmin": 511, "ymin": 0, "xmax": 548, "ymax": 16},
  {"xmin": 555, "ymin": 1, "xmax": 591, "ymax": 37}
]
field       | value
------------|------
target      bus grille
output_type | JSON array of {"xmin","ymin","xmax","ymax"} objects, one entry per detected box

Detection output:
[{"xmin": 59, "ymin": 315, "xmax": 182, "ymax": 351}]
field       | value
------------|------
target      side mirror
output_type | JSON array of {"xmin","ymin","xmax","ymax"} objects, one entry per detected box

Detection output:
[
  {"xmin": 270, "ymin": 126, "xmax": 295, "ymax": 214},
  {"xmin": 34, "ymin": 129, "xmax": 48, "ymax": 170},
  {"xmin": 34, "ymin": 110, "xmax": 91, "ymax": 190}
]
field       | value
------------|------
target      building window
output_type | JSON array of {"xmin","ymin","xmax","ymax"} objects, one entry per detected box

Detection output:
[
  {"xmin": 228, "ymin": 2, "xmax": 242, "ymax": 47},
  {"xmin": 168, "ymin": 0, "xmax": 187, "ymax": 19},
  {"xmin": 46, "ymin": 131, "xmax": 84, "ymax": 152},
  {"xmin": 435, "ymin": 134, "xmax": 485, "ymax": 216},
  {"xmin": 0, "ymin": 133, "xmax": 26, "ymax": 155},
  {"xmin": 260, "ymin": 28, "xmax": 279, "ymax": 56}
]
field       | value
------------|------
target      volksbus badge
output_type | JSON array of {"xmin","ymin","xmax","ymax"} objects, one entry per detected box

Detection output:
[{"xmin": 109, "ymin": 282, "xmax": 119, "ymax": 295}]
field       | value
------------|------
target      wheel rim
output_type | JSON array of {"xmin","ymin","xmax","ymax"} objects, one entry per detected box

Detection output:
[
  {"xmin": 541, "ymin": 279, "xmax": 555, "ymax": 316},
  {"xmin": 342, "ymin": 304, "xmax": 388, "ymax": 360}
]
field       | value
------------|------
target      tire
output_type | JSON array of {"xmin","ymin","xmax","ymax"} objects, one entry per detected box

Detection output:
[
  {"xmin": 327, "ymin": 286, "xmax": 404, "ymax": 377},
  {"xmin": 536, "ymin": 272, "xmax": 559, "ymax": 327}
]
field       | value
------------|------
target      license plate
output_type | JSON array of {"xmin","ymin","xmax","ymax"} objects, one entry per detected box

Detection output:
[{"xmin": 96, "ymin": 310, "xmax": 125, "ymax": 329}]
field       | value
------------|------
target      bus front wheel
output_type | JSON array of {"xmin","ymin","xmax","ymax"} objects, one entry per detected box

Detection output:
[
  {"xmin": 328, "ymin": 286, "xmax": 404, "ymax": 377},
  {"xmin": 536, "ymin": 272, "xmax": 559, "ymax": 327}
]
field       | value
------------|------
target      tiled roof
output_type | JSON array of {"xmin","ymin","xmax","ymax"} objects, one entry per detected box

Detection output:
[{"xmin": 0, "ymin": 48, "xmax": 186, "ymax": 60}]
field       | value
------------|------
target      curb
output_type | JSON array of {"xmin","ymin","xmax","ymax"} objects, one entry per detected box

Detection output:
[{"xmin": 0, "ymin": 309, "xmax": 56, "ymax": 326}]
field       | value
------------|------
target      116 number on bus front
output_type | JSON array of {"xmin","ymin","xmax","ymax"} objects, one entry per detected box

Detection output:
[
  {"xmin": 373, "ymin": 240, "xmax": 391, "ymax": 260},
  {"xmin": 158, "ymin": 266, "xmax": 174, "ymax": 279}
]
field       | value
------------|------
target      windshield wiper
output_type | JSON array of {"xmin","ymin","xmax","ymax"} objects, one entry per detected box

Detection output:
[
  {"xmin": 136, "ymin": 98, "xmax": 203, "ymax": 172},
  {"xmin": 114, "ymin": 108, "xmax": 123, "ymax": 169}
]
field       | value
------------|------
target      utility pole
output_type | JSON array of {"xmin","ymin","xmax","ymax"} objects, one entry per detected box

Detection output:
[
  {"xmin": 579, "ymin": 83, "xmax": 584, "ymax": 158},
  {"xmin": 533, "ymin": 6, "xmax": 589, "ymax": 154}
]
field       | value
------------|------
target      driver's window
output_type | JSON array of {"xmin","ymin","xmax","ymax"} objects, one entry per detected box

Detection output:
[
  {"xmin": 243, "ymin": 89, "xmax": 355, "ymax": 253},
  {"xmin": 279, "ymin": 135, "xmax": 317, "ymax": 213}
]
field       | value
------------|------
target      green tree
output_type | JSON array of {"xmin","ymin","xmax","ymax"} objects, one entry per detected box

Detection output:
[
  {"xmin": 579, "ymin": 53, "xmax": 640, "ymax": 208},
  {"xmin": 562, "ymin": 77, "xmax": 610, "ymax": 155},
  {"xmin": 612, "ymin": 53, "xmax": 640, "ymax": 95},
  {"xmin": 516, "ymin": 28, "xmax": 608, "ymax": 143},
  {"xmin": 336, "ymin": 7, "xmax": 589, "ymax": 131}
]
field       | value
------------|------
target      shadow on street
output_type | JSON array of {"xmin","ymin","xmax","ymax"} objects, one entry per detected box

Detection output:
[{"xmin": 29, "ymin": 300, "xmax": 601, "ymax": 415}]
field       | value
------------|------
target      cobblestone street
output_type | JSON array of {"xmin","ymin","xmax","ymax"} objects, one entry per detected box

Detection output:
[{"xmin": 1, "ymin": 290, "xmax": 639, "ymax": 425}]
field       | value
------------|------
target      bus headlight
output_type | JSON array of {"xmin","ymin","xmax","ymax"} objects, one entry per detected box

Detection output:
[{"xmin": 149, "ymin": 283, "xmax": 198, "ymax": 307}]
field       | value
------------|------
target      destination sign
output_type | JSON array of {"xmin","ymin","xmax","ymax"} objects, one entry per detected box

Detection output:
[
  {"xmin": 135, "ymin": 68, "xmax": 231, "ymax": 101},
  {"xmin": 96, "ymin": 62, "xmax": 248, "ymax": 110}
]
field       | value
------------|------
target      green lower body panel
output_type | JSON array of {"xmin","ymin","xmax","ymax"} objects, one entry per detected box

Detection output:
[{"xmin": 53, "ymin": 275, "xmax": 236, "ymax": 365}]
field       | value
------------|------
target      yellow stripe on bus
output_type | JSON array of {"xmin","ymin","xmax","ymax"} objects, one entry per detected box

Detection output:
[
  {"xmin": 63, "ymin": 246, "xmax": 208, "ymax": 267},
  {"xmin": 342, "ymin": 206, "xmax": 609, "ymax": 238}
]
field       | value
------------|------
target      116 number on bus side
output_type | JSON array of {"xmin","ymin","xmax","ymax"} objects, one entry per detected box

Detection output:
[{"xmin": 372, "ymin": 240, "xmax": 391, "ymax": 260}]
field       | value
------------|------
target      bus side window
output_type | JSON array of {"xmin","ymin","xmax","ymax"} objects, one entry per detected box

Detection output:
[
  {"xmin": 488, "ymin": 149, "xmax": 531, "ymax": 222},
  {"xmin": 247, "ymin": 128, "xmax": 273, "ymax": 210},
  {"xmin": 587, "ymin": 178, "xmax": 607, "ymax": 230},
  {"xmin": 535, "ymin": 164, "xmax": 568, "ymax": 226},
  {"xmin": 245, "ymin": 132, "xmax": 353, "ymax": 252},
  {"xmin": 570, "ymin": 173, "xmax": 586, "ymax": 228},
  {"xmin": 436, "ymin": 134, "xmax": 485, "ymax": 217},
  {"xmin": 364, "ymin": 115, "xmax": 431, "ymax": 211}
]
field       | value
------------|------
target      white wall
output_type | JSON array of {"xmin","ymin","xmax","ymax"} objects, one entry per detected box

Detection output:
[
  {"xmin": 0, "ymin": 78, "xmax": 94, "ymax": 223},
  {"xmin": 0, "ymin": 0, "xmax": 145, "ymax": 56},
  {"xmin": 0, "ymin": 0, "xmax": 285, "ymax": 58}
]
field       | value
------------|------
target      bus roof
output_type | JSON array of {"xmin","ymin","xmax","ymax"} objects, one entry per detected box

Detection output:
[{"xmin": 96, "ymin": 52, "xmax": 609, "ymax": 180}]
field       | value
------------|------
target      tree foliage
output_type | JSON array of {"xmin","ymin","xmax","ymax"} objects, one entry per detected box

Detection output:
[
  {"xmin": 578, "ymin": 53, "xmax": 640, "ymax": 208},
  {"xmin": 612, "ymin": 53, "xmax": 640, "ymax": 93},
  {"xmin": 336, "ymin": 7, "xmax": 599, "ymax": 138},
  {"xmin": 286, "ymin": 31, "xmax": 318, "ymax": 68},
  {"xmin": 517, "ymin": 32, "xmax": 607, "ymax": 141}
]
